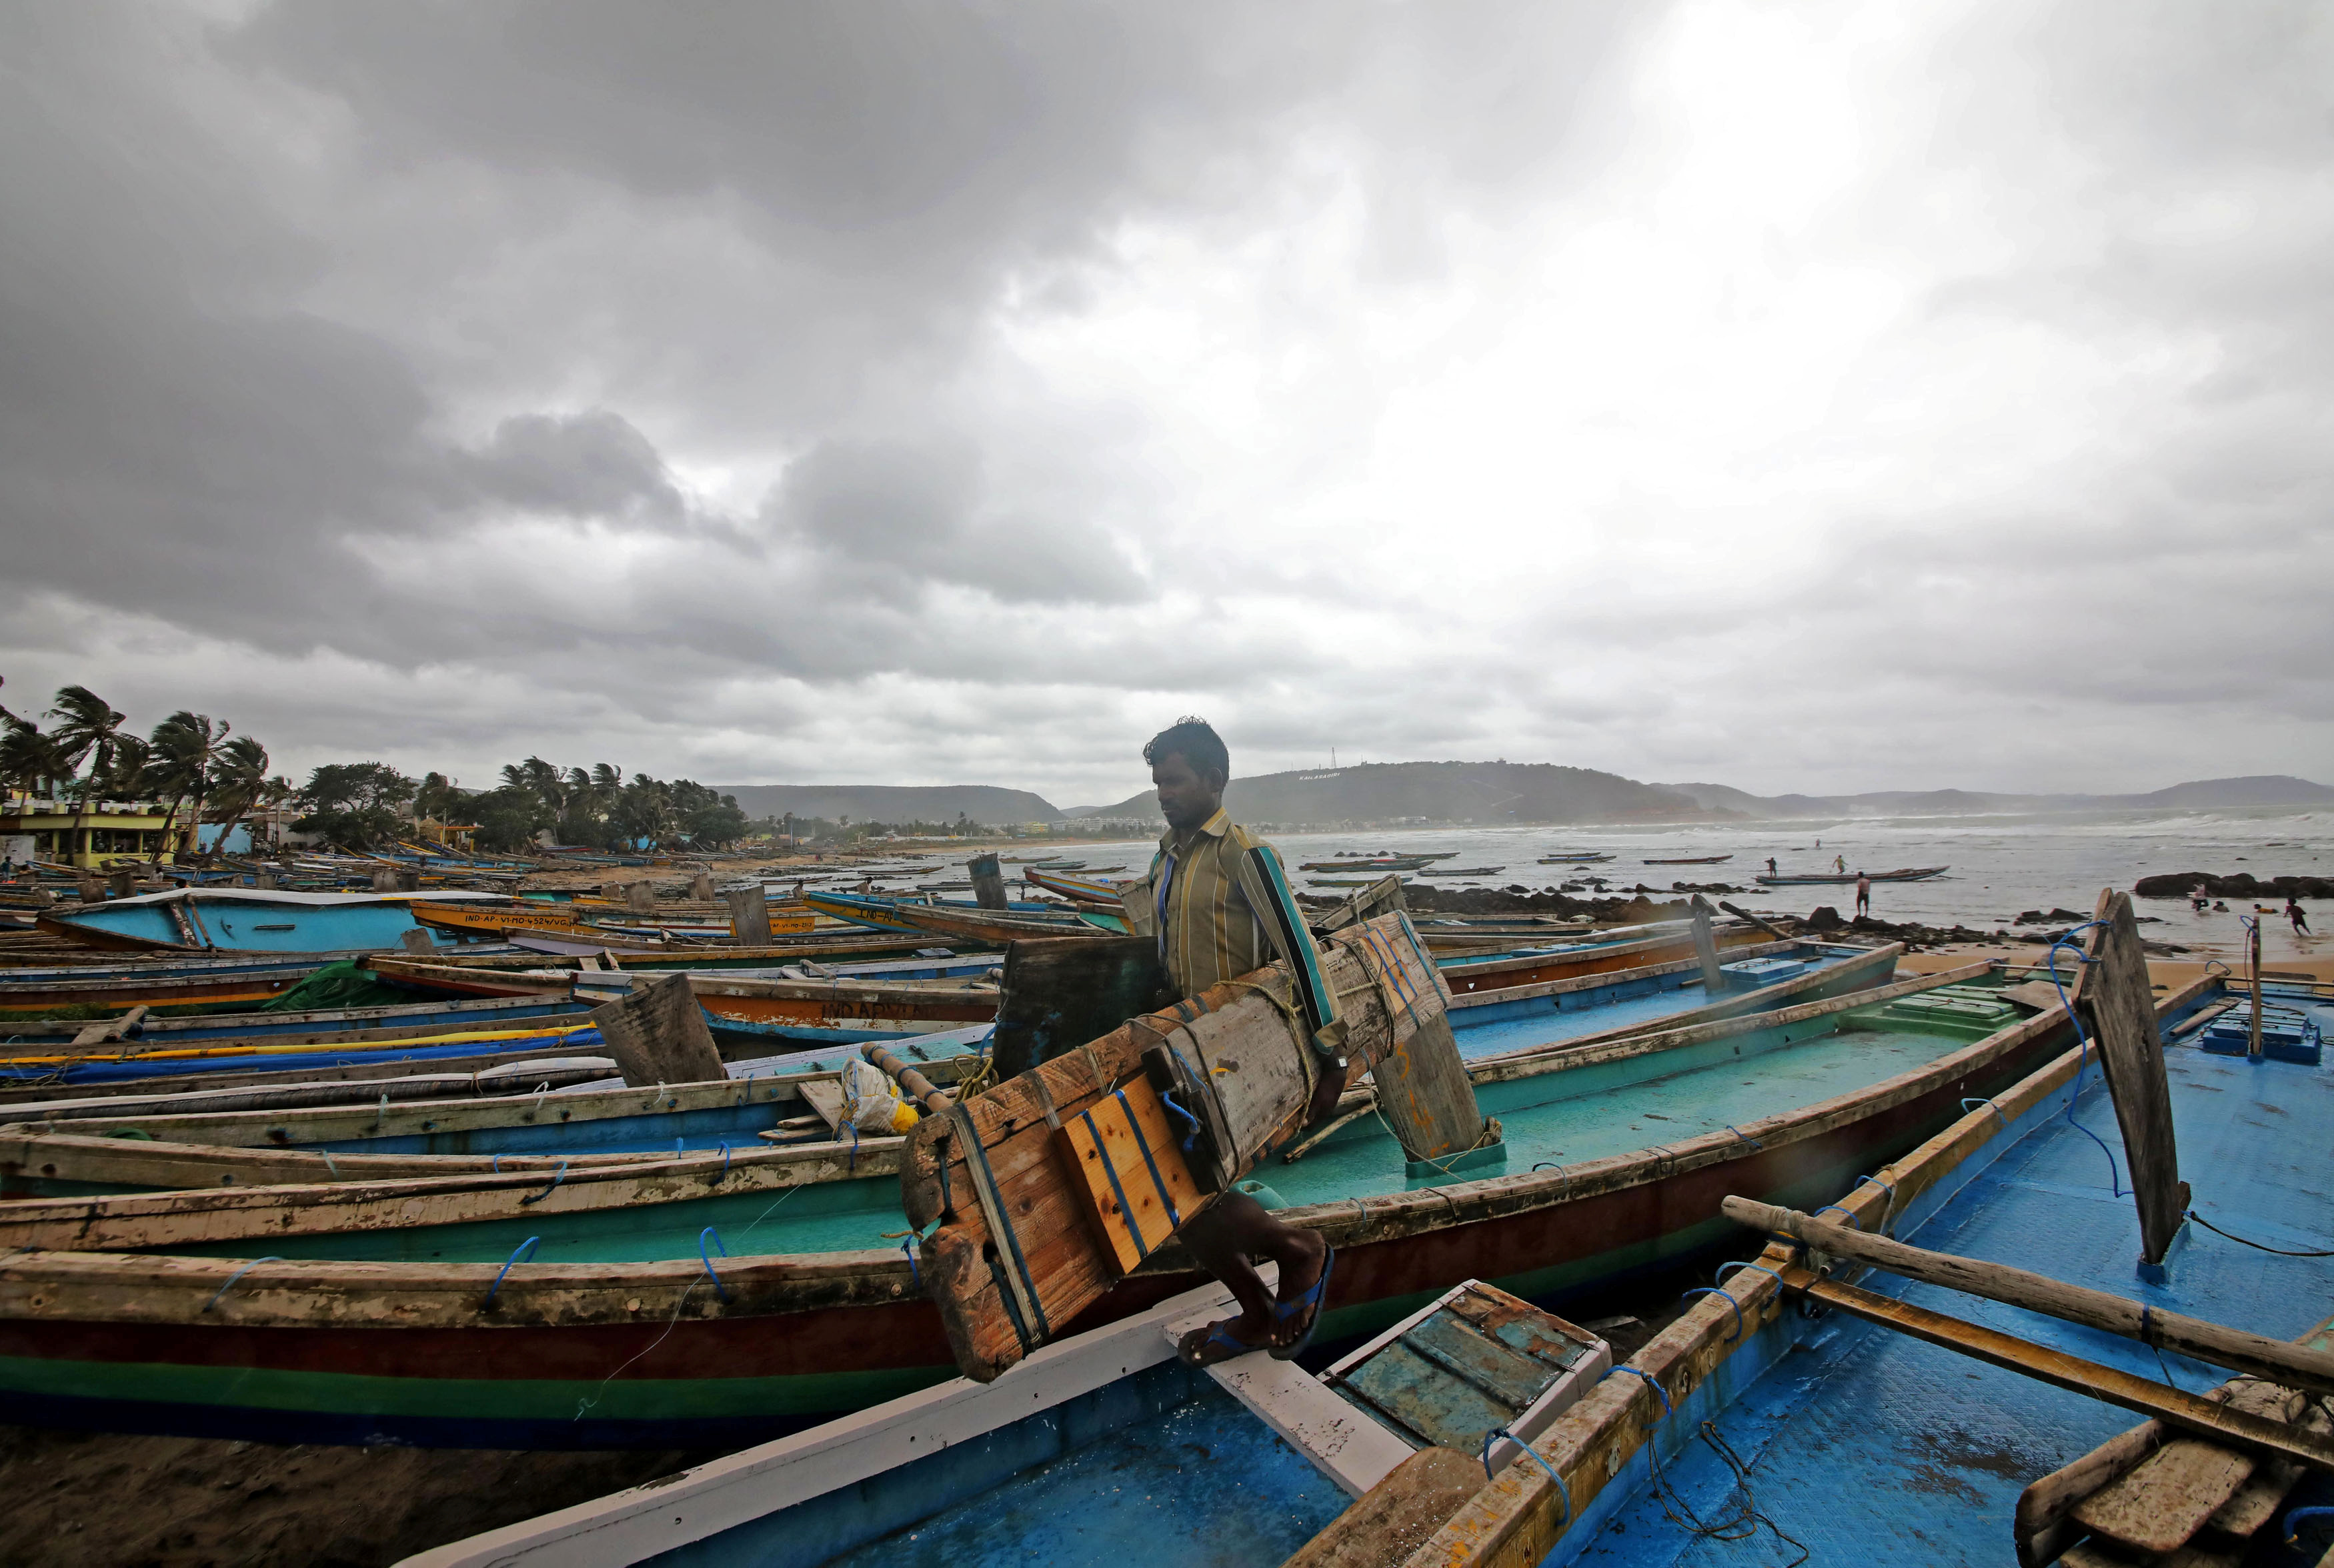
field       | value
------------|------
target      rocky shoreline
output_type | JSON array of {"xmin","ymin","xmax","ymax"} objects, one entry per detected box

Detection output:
[{"xmin": 2134, "ymin": 871, "xmax": 2334, "ymax": 900}]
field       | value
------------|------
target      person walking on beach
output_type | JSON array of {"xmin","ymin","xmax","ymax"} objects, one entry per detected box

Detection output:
[
  {"xmin": 1131, "ymin": 718, "xmax": 1341, "ymax": 1367},
  {"xmin": 1835, "ymin": 854, "xmax": 1846, "ymax": 875},
  {"xmin": 1855, "ymin": 873, "xmax": 1872, "ymax": 918},
  {"xmin": 2289, "ymin": 896, "xmax": 2311, "ymax": 937}
]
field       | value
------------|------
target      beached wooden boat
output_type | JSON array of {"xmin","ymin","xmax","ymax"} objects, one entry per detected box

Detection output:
[
  {"xmin": 803, "ymin": 890, "xmax": 1126, "ymax": 943},
  {"xmin": 1018, "ymin": 867, "xmax": 1127, "ymax": 903},
  {"xmin": 35, "ymin": 889, "xmax": 515, "ymax": 955},
  {"xmin": 1297, "ymin": 856, "xmax": 1437, "ymax": 873},
  {"xmin": 0, "ymin": 960, "xmax": 330, "ymax": 1017},
  {"xmin": 1641, "ymin": 854, "xmax": 1732, "ymax": 865},
  {"xmin": 0, "ymin": 958, "xmax": 2095, "ymax": 1448},
  {"xmin": 1755, "ymin": 864, "xmax": 1949, "ymax": 885},
  {"xmin": 414, "ymin": 963, "xmax": 2237, "ymax": 1566},
  {"xmin": 412, "ymin": 901, "xmax": 816, "ymax": 943},
  {"xmin": 1537, "ymin": 852, "xmax": 1616, "ymax": 864},
  {"xmin": 1420, "ymin": 865, "xmax": 1508, "ymax": 876},
  {"xmin": 0, "ymin": 944, "xmax": 1894, "ymax": 1195}
]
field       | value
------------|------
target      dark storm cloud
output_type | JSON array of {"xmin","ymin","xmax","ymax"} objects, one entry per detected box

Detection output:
[{"xmin": 1, "ymin": 1, "xmax": 2328, "ymax": 799}]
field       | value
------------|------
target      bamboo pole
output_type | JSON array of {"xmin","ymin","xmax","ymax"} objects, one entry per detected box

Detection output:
[
  {"xmin": 1726, "ymin": 1197, "xmax": 2334, "ymax": 1397},
  {"xmin": 2250, "ymin": 917, "xmax": 2265, "ymax": 1058},
  {"xmin": 862, "ymin": 1041, "xmax": 954, "ymax": 1113}
]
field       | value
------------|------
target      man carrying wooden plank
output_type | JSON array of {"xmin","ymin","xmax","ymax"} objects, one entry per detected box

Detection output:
[{"xmin": 1128, "ymin": 718, "xmax": 1346, "ymax": 1368}]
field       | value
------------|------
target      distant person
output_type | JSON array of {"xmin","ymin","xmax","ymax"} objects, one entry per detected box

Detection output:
[
  {"xmin": 2191, "ymin": 882, "xmax": 2211, "ymax": 913},
  {"xmin": 2213, "ymin": 899, "xmax": 2229, "ymax": 912},
  {"xmin": 2289, "ymin": 897, "xmax": 2310, "ymax": 936},
  {"xmin": 1835, "ymin": 854, "xmax": 1846, "ymax": 875},
  {"xmin": 1855, "ymin": 873, "xmax": 1872, "ymax": 918},
  {"xmin": 1766, "ymin": 857, "xmax": 1778, "ymax": 875}
]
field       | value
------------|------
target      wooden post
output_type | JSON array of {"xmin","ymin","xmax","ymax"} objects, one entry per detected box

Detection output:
[
  {"xmin": 1728, "ymin": 1199, "xmax": 2334, "ymax": 1395},
  {"xmin": 2248, "ymin": 921, "xmax": 2263, "ymax": 1055},
  {"xmin": 690, "ymin": 869, "xmax": 716, "ymax": 902},
  {"xmin": 724, "ymin": 883, "xmax": 772, "ymax": 946},
  {"xmin": 2072, "ymin": 890, "xmax": 2188, "ymax": 1267},
  {"xmin": 1689, "ymin": 896, "xmax": 1725, "ymax": 992},
  {"xmin": 626, "ymin": 879, "xmax": 656, "ymax": 914},
  {"xmin": 586, "ymin": 974, "xmax": 727, "ymax": 1087},
  {"xmin": 1372, "ymin": 1011, "xmax": 1497, "ymax": 1169},
  {"xmin": 967, "ymin": 853, "xmax": 1008, "ymax": 911},
  {"xmin": 369, "ymin": 870, "xmax": 397, "ymax": 893},
  {"xmin": 399, "ymin": 928, "xmax": 434, "ymax": 954}
]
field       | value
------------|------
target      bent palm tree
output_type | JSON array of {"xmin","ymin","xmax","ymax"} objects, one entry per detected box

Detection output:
[
  {"xmin": 205, "ymin": 735, "xmax": 272, "ymax": 854},
  {"xmin": 46, "ymin": 686, "xmax": 127, "ymax": 865},
  {"xmin": 146, "ymin": 711, "xmax": 229, "ymax": 861}
]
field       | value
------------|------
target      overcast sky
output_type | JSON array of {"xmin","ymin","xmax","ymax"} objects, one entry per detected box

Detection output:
[{"xmin": 3, "ymin": 2, "xmax": 2329, "ymax": 808}]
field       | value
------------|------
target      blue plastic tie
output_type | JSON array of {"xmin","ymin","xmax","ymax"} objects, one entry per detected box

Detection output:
[
  {"xmin": 201, "ymin": 1256, "xmax": 287, "ymax": 1314},
  {"xmin": 2044, "ymin": 925, "xmax": 2126, "ymax": 1196},
  {"xmin": 843, "ymin": 1122, "xmax": 859, "ymax": 1174},
  {"xmin": 1603, "ymin": 1364, "xmax": 1674, "ymax": 1427},
  {"xmin": 1717, "ymin": 1259, "xmax": 1786, "ymax": 1290},
  {"xmin": 1723, "ymin": 1125, "xmax": 1763, "ymax": 1151},
  {"xmin": 698, "ymin": 1226, "xmax": 731, "ymax": 1303},
  {"xmin": 1161, "ymin": 1090, "xmax": 1202, "ymax": 1153},
  {"xmin": 1681, "ymin": 1285, "xmax": 1742, "ymax": 1341},
  {"xmin": 485, "ymin": 1236, "xmax": 540, "ymax": 1305},
  {"xmin": 2287, "ymin": 1506, "xmax": 2334, "ymax": 1548},
  {"xmin": 490, "ymin": 1155, "xmax": 501, "ymax": 1173},
  {"xmin": 718, "ymin": 1141, "xmax": 733, "ymax": 1177},
  {"xmin": 1480, "ymin": 1427, "xmax": 1572, "ymax": 1522},
  {"xmin": 1961, "ymin": 1096, "xmax": 2007, "ymax": 1128},
  {"xmin": 519, "ymin": 1159, "xmax": 568, "ymax": 1205},
  {"xmin": 900, "ymin": 1233, "xmax": 920, "ymax": 1288},
  {"xmin": 1809, "ymin": 1204, "xmax": 1861, "ymax": 1229}
]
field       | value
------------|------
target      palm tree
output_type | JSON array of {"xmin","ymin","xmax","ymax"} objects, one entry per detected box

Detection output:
[
  {"xmin": 145, "ymin": 711, "xmax": 230, "ymax": 860},
  {"xmin": 205, "ymin": 735, "xmax": 272, "ymax": 855},
  {"xmin": 45, "ymin": 686, "xmax": 127, "ymax": 864},
  {"xmin": 0, "ymin": 717, "xmax": 67, "ymax": 813}
]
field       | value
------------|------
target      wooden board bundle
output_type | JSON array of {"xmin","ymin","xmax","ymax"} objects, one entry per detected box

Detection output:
[{"xmin": 902, "ymin": 911, "xmax": 1453, "ymax": 1381}]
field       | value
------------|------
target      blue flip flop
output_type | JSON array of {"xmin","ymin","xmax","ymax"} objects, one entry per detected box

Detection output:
[
  {"xmin": 1179, "ymin": 1319, "xmax": 1268, "ymax": 1368},
  {"xmin": 1268, "ymin": 1246, "xmax": 1334, "ymax": 1361}
]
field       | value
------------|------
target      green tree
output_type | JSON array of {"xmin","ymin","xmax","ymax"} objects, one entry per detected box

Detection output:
[
  {"xmin": 294, "ymin": 761, "xmax": 417, "ymax": 849},
  {"xmin": 0, "ymin": 717, "xmax": 68, "ymax": 811},
  {"xmin": 205, "ymin": 735, "xmax": 273, "ymax": 852},
  {"xmin": 45, "ymin": 685, "xmax": 128, "ymax": 863},
  {"xmin": 145, "ymin": 711, "xmax": 231, "ymax": 859}
]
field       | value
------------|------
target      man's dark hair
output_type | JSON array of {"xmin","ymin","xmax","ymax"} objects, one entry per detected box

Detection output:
[{"xmin": 1144, "ymin": 717, "xmax": 1230, "ymax": 784}]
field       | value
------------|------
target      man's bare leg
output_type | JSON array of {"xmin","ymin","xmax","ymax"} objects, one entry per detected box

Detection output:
[{"xmin": 1176, "ymin": 1193, "xmax": 1329, "ymax": 1361}]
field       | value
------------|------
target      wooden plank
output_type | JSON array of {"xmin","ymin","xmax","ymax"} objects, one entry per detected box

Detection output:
[
  {"xmin": 1402, "ymin": 1312, "xmax": 1558, "ymax": 1410},
  {"xmin": 1729, "ymin": 1200, "xmax": 2334, "ymax": 1397},
  {"xmin": 1342, "ymin": 1340, "xmax": 1516, "ymax": 1451},
  {"xmin": 1689, "ymin": 899, "xmax": 1724, "ymax": 992},
  {"xmin": 796, "ymin": 1080, "xmax": 845, "ymax": 1133},
  {"xmin": 586, "ymin": 971, "xmax": 726, "ymax": 1087},
  {"xmin": 2016, "ymin": 1421, "xmax": 2164, "ymax": 1566},
  {"xmin": 1785, "ymin": 1269, "xmax": 2334, "ymax": 1473},
  {"xmin": 966, "ymin": 853, "xmax": 1007, "ymax": 911},
  {"xmin": 1055, "ymin": 1085, "xmax": 1202, "ymax": 1272},
  {"xmin": 69, "ymin": 1005, "xmax": 148, "ymax": 1049},
  {"xmin": 724, "ymin": 885, "xmax": 772, "ymax": 946},
  {"xmin": 2081, "ymin": 889, "xmax": 2189, "ymax": 1265},
  {"xmin": 1164, "ymin": 1302, "xmax": 1414, "ymax": 1498},
  {"xmin": 1372, "ymin": 1012, "xmax": 1492, "ymax": 1167},
  {"xmin": 2208, "ymin": 1401, "xmax": 2331, "ymax": 1537},
  {"xmin": 2073, "ymin": 1437, "xmax": 2256, "ymax": 1553},
  {"xmin": 1283, "ymin": 1447, "xmax": 1486, "ymax": 1568}
]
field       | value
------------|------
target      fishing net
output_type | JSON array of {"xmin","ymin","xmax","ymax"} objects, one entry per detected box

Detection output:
[{"xmin": 259, "ymin": 961, "xmax": 411, "ymax": 1013}]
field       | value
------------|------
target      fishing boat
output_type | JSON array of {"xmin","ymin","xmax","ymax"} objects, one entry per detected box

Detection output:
[
  {"xmin": 1019, "ymin": 866, "xmax": 1127, "ymax": 904},
  {"xmin": 1537, "ymin": 852, "xmax": 1616, "ymax": 865},
  {"xmin": 1307, "ymin": 876, "xmax": 1414, "ymax": 887},
  {"xmin": 1297, "ymin": 856, "xmax": 1438, "ymax": 873},
  {"xmin": 0, "ymin": 943, "xmax": 1894, "ymax": 1194},
  {"xmin": 407, "ymin": 947, "xmax": 2238, "ymax": 1567},
  {"xmin": 802, "ymin": 890, "xmax": 1126, "ymax": 943},
  {"xmin": 35, "ymin": 889, "xmax": 514, "ymax": 955},
  {"xmin": 1754, "ymin": 864, "xmax": 1949, "ymax": 885},
  {"xmin": 0, "ymin": 1016, "xmax": 613, "ymax": 1089},
  {"xmin": 414, "ymin": 902, "xmax": 818, "ymax": 943},
  {"xmin": 0, "ymin": 951, "xmax": 2120, "ymax": 1449},
  {"xmin": 0, "ymin": 959, "xmax": 337, "ymax": 1017},
  {"xmin": 1419, "ymin": 865, "xmax": 1508, "ymax": 877},
  {"xmin": 1640, "ymin": 854, "xmax": 1732, "ymax": 865}
]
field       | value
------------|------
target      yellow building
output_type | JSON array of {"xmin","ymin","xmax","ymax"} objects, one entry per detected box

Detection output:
[{"xmin": 0, "ymin": 797, "xmax": 179, "ymax": 868}]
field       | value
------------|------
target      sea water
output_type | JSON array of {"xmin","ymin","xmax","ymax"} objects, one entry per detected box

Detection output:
[{"xmin": 980, "ymin": 806, "xmax": 2334, "ymax": 964}]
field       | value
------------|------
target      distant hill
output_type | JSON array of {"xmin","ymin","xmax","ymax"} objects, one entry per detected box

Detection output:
[
  {"xmin": 1064, "ymin": 761, "xmax": 1712, "ymax": 827},
  {"xmin": 1654, "ymin": 775, "xmax": 2334, "ymax": 819},
  {"xmin": 717, "ymin": 784, "xmax": 1061, "ymax": 825}
]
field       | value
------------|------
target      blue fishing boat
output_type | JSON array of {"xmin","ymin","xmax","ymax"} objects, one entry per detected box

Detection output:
[
  {"xmin": 35, "ymin": 889, "xmax": 519, "ymax": 954},
  {"xmin": 391, "ymin": 937, "xmax": 2251, "ymax": 1564}
]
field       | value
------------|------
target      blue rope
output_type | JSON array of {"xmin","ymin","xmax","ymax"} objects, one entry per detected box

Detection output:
[
  {"xmin": 2045, "ymin": 925, "xmax": 2126, "ymax": 1196},
  {"xmin": 485, "ymin": 1236, "xmax": 540, "ymax": 1305},
  {"xmin": 698, "ymin": 1226, "xmax": 731, "ymax": 1303},
  {"xmin": 519, "ymin": 1159, "xmax": 568, "ymax": 1205},
  {"xmin": 201, "ymin": 1256, "xmax": 286, "ymax": 1314},
  {"xmin": 843, "ymin": 1123, "xmax": 858, "ymax": 1173},
  {"xmin": 2287, "ymin": 1505, "xmax": 2334, "ymax": 1548},
  {"xmin": 1809, "ymin": 1204, "xmax": 1861, "ymax": 1229},
  {"xmin": 1960, "ymin": 1096, "xmax": 2007, "ymax": 1128},
  {"xmin": 1682, "ymin": 1286, "xmax": 1742, "ymax": 1341},
  {"xmin": 1161, "ymin": 1090, "xmax": 1201, "ymax": 1153},
  {"xmin": 718, "ymin": 1141, "xmax": 733, "ymax": 1176},
  {"xmin": 1603, "ymin": 1364, "xmax": 1674, "ymax": 1428},
  {"xmin": 1723, "ymin": 1125, "xmax": 1763, "ymax": 1151},
  {"xmin": 490, "ymin": 1155, "xmax": 501, "ymax": 1173},
  {"xmin": 1480, "ymin": 1427, "xmax": 1572, "ymax": 1522},
  {"xmin": 900, "ymin": 1233, "xmax": 920, "ymax": 1288},
  {"xmin": 1717, "ymin": 1259, "xmax": 1786, "ymax": 1290}
]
